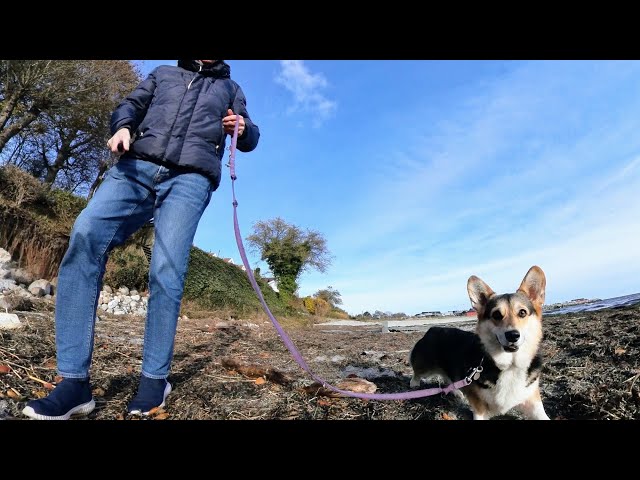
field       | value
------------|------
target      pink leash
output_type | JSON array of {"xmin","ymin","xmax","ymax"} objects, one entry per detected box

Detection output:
[{"xmin": 227, "ymin": 117, "xmax": 481, "ymax": 400}]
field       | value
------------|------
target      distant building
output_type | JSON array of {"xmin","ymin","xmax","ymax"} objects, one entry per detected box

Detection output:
[
  {"xmin": 415, "ymin": 311, "xmax": 442, "ymax": 318},
  {"xmin": 260, "ymin": 277, "xmax": 279, "ymax": 293},
  {"xmin": 216, "ymin": 256, "xmax": 245, "ymax": 272}
]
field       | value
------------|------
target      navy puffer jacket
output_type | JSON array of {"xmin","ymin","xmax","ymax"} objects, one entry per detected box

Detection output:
[{"xmin": 110, "ymin": 60, "xmax": 260, "ymax": 190}]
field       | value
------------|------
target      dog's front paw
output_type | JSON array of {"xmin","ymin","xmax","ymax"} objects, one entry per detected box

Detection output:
[{"xmin": 410, "ymin": 376, "xmax": 421, "ymax": 388}]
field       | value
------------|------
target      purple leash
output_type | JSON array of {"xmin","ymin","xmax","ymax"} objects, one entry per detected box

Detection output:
[{"xmin": 227, "ymin": 117, "xmax": 480, "ymax": 400}]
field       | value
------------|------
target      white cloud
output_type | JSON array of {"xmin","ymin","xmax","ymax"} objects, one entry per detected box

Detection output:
[{"xmin": 275, "ymin": 60, "xmax": 337, "ymax": 127}]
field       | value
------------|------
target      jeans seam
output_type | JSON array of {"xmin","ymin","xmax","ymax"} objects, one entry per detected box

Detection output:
[
  {"xmin": 58, "ymin": 371, "xmax": 89, "ymax": 380},
  {"xmin": 140, "ymin": 172, "xmax": 210, "ymax": 378},
  {"xmin": 142, "ymin": 371, "xmax": 168, "ymax": 380}
]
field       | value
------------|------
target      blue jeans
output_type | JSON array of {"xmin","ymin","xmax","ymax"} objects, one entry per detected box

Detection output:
[{"xmin": 55, "ymin": 158, "xmax": 214, "ymax": 380}]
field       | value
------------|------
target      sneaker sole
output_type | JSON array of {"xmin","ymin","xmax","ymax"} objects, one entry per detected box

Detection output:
[
  {"xmin": 128, "ymin": 382, "xmax": 172, "ymax": 416},
  {"xmin": 22, "ymin": 399, "xmax": 96, "ymax": 420}
]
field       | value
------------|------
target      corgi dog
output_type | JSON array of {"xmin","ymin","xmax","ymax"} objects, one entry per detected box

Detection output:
[{"xmin": 409, "ymin": 266, "xmax": 550, "ymax": 420}]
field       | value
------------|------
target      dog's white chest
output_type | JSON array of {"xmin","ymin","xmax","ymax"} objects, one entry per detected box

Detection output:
[{"xmin": 478, "ymin": 368, "xmax": 537, "ymax": 415}]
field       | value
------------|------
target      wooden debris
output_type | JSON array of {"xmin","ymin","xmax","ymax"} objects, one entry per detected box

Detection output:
[{"xmin": 221, "ymin": 357, "xmax": 291, "ymax": 385}]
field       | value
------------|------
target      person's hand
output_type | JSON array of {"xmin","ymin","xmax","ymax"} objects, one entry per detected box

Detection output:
[
  {"xmin": 222, "ymin": 109, "xmax": 245, "ymax": 136},
  {"xmin": 107, "ymin": 128, "xmax": 131, "ymax": 155}
]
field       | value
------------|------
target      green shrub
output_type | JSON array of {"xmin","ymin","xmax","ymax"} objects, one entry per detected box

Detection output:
[
  {"xmin": 183, "ymin": 247, "xmax": 288, "ymax": 315},
  {"xmin": 48, "ymin": 189, "xmax": 87, "ymax": 228},
  {"xmin": 104, "ymin": 247, "xmax": 149, "ymax": 291}
]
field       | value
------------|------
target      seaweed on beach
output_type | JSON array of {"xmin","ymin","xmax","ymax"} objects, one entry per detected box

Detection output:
[{"xmin": 1, "ymin": 303, "xmax": 639, "ymax": 420}]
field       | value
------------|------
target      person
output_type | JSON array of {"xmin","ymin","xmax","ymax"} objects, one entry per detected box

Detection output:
[{"xmin": 22, "ymin": 60, "xmax": 260, "ymax": 420}]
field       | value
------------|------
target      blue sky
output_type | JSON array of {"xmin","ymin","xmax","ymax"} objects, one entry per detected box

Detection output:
[{"xmin": 136, "ymin": 60, "xmax": 640, "ymax": 316}]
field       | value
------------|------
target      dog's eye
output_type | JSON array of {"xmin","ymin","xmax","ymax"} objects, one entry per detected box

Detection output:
[
  {"xmin": 491, "ymin": 310, "xmax": 503, "ymax": 321},
  {"xmin": 518, "ymin": 309, "xmax": 528, "ymax": 317}
]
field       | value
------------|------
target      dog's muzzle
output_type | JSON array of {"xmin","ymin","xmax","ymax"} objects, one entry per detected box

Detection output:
[{"xmin": 498, "ymin": 330, "xmax": 522, "ymax": 352}]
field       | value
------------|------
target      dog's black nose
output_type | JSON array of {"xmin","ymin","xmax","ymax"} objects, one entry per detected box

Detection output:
[{"xmin": 505, "ymin": 330, "xmax": 520, "ymax": 343}]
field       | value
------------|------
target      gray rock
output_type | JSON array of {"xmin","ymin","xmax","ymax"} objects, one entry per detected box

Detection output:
[
  {"xmin": 17, "ymin": 288, "xmax": 32, "ymax": 297},
  {"xmin": 0, "ymin": 296, "xmax": 11, "ymax": 312},
  {"xmin": 114, "ymin": 309, "xmax": 125, "ymax": 315},
  {"xmin": 0, "ymin": 313, "xmax": 21, "ymax": 330},
  {"xmin": 10, "ymin": 268, "xmax": 35, "ymax": 285},
  {"xmin": 341, "ymin": 365, "xmax": 400, "ymax": 380},
  {"xmin": 131, "ymin": 294, "xmax": 141, "ymax": 301},
  {"xmin": 0, "ymin": 279, "xmax": 17, "ymax": 292},
  {"xmin": 103, "ymin": 285, "xmax": 113, "ymax": 294},
  {"xmin": 0, "ymin": 399, "xmax": 10, "ymax": 420},
  {"xmin": 29, "ymin": 279, "xmax": 52, "ymax": 296},
  {"xmin": 29, "ymin": 286, "xmax": 45, "ymax": 297},
  {"xmin": 0, "ymin": 268, "xmax": 10, "ymax": 279},
  {"xmin": 0, "ymin": 249, "xmax": 11, "ymax": 267},
  {"xmin": 130, "ymin": 290, "xmax": 138, "ymax": 296},
  {"xmin": 118, "ymin": 287, "xmax": 130, "ymax": 295},
  {"xmin": 360, "ymin": 350, "xmax": 388, "ymax": 362}
]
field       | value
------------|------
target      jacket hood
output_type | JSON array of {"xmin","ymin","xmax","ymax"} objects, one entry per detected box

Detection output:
[{"xmin": 177, "ymin": 60, "xmax": 230, "ymax": 78}]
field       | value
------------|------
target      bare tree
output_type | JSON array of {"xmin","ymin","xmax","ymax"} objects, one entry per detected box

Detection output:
[
  {"xmin": 1, "ymin": 60, "xmax": 140, "ymax": 194},
  {"xmin": 314, "ymin": 286, "xmax": 343, "ymax": 308},
  {"xmin": 0, "ymin": 61, "xmax": 76, "ymax": 152}
]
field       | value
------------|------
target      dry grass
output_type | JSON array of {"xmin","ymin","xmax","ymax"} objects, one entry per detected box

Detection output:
[{"xmin": 1, "ymin": 301, "xmax": 639, "ymax": 420}]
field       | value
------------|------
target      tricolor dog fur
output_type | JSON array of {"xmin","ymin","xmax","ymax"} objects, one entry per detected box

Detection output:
[{"xmin": 409, "ymin": 266, "xmax": 550, "ymax": 420}]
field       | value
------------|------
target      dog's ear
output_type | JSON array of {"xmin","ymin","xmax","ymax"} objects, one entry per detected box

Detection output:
[
  {"xmin": 518, "ymin": 266, "xmax": 546, "ymax": 310},
  {"xmin": 467, "ymin": 275, "xmax": 495, "ymax": 317}
]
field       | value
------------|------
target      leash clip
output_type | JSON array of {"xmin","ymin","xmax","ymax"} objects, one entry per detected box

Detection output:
[{"xmin": 465, "ymin": 364, "xmax": 484, "ymax": 384}]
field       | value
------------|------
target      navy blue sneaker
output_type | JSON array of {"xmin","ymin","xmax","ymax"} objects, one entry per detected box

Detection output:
[
  {"xmin": 128, "ymin": 376, "xmax": 172, "ymax": 415},
  {"xmin": 22, "ymin": 378, "xmax": 95, "ymax": 420}
]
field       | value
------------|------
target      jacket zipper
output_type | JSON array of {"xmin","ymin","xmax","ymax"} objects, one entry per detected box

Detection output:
[
  {"xmin": 162, "ymin": 69, "xmax": 199, "ymax": 160},
  {"xmin": 187, "ymin": 64, "xmax": 202, "ymax": 90}
]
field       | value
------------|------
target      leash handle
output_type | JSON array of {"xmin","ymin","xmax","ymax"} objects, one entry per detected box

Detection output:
[
  {"xmin": 229, "ymin": 111, "xmax": 239, "ymax": 180},
  {"xmin": 227, "ymin": 116, "xmax": 475, "ymax": 400}
]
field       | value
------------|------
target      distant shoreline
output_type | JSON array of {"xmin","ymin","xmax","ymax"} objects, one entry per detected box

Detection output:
[{"xmin": 543, "ymin": 297, "xmax": 601, "ymax": 312}]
